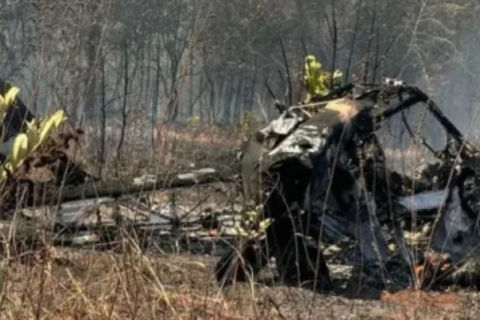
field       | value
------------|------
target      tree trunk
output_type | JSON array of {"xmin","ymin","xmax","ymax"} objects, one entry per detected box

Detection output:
[
  {"xmin": 99, "ymin": 49, "xmax": 107, "ymax": 178},
  {"xmin": 82, "ymin": 2, "xmax": 100, "ymax": 124},
  {"xmin": 26, "ymin": 166, "xmax": 239, "ymax": 206},
  {"xmin": 115, "ymin": 39, "xmax": 129, "ymax": 177}
]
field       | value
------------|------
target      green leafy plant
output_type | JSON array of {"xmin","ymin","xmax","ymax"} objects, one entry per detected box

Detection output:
[
  {"xmin": 230, "ymin": 203, "xmax": 272, "ymax": 240},
  {"xmin": 0, "ymin": 84, "xmax": 67, "ymax": 183},
  {"xmin": 302, "ymin": 55, "xmax": 343, "ymax": 103}
]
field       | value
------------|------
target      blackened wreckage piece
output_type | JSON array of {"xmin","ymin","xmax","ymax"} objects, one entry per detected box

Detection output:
[{"xmin": 216, "ymin": 78, "xmax": 480, "ymax": 291}]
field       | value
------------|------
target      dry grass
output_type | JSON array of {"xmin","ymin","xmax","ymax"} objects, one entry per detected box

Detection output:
[
  {"xmin": 75, "ymin": 120, "xmax": 246, "ymax": 179},
  {"xmin": 2, "ymin": 123, "xmax": 479, "ymax": 319},
  {"xmin": 0, "ymin": 236, "xmax": 476, "ymax": 320},
  {"xmin": 0, "ymin": 194, "xmax": 476, "ymax": 320}
]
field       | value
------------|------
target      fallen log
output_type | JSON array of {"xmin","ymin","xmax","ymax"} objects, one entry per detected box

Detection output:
[{"xmin": 24, "ymin": 166, "xmax": 240, "ymax": 207}]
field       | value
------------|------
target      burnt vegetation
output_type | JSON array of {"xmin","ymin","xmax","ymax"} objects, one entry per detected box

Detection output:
[{"xmin": 2, "ymin": 0, "xmax": 480, "ymax": 319}]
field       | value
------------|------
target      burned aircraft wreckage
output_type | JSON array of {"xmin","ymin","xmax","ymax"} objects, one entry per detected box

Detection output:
[{"xmin": 216, "ymin": 79, "xmax": 480, "ymax": 290}]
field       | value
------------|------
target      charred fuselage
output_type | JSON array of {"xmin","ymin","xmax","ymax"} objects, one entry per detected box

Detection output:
[{"xmin": 216, "ymin": 81, "xmax": 480, "ymax": 291}]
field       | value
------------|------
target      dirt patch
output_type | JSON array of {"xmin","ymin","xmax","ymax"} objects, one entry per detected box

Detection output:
[{"xmin": 381, "ymin": 290, "xmax": 463, "ymax": 312}]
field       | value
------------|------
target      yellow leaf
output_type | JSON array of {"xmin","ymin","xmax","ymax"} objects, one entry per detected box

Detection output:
[
  {"xmin": 0, "ymin": 85, "xmax": 20, "ymax": 130},
  {"xmin": 0, "ymin": 97, "xmax": 8, "ymax": 123},
  {"xmin": 333, "ymin": 70, "xmax": 343, "ymax": 79},
  {"xmin": 0, "ymin": 167, "xmax": 6, "ymax": 184},
  {"xmin": 259, "ymin": 218, "xmax": 272, "ymax": 231},
  {"xmin": 4, "ymin": 86, "xmax": 20, "ymax": 107},
  {"xmin": 9, "ymin": 133, "xmax": 29, "ymax": 170},
  {"xmin": 25, "ymin": 120, "xmax": 40, "ymax": 150},
  {"xmin": 246, "ymin": 210, "xmax": 258, "ymax": 220},
  {"xmin": 35, "ymin": 110, "xmax": 66, "ymax": 150}
]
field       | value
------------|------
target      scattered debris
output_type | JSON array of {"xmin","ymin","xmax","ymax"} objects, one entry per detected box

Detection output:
[{"xmin": 217, "ymin": 77, "xmax": 480, "ymax": 293}]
